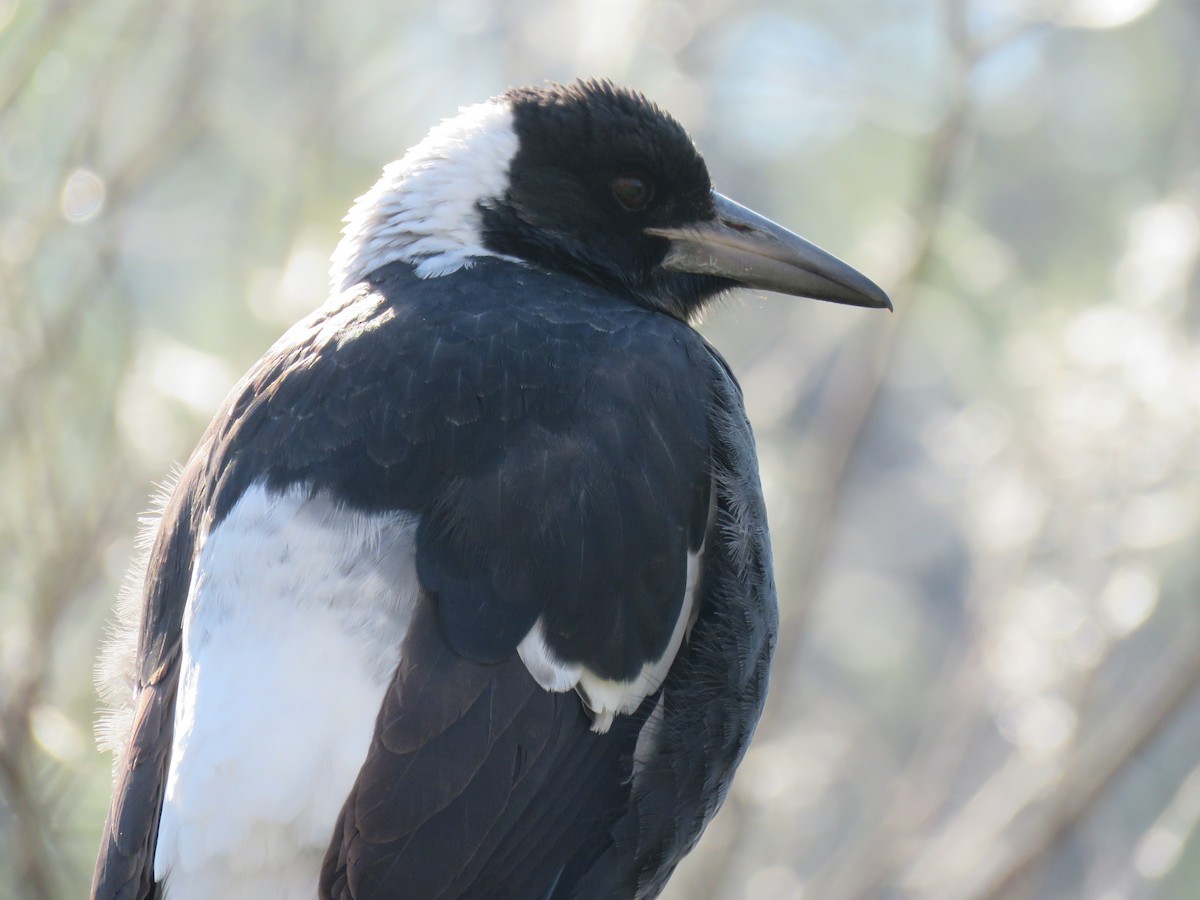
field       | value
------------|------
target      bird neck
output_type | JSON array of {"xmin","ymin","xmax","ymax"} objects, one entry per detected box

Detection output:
[{"xmin": 329, "ymin": 100, "xmax": 519, "ymax": 292}]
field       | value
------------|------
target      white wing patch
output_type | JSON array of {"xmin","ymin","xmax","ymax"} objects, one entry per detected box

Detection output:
[
  {"xmin": 516, "ymin": 621, "xmax": 583, "ymax": 693},
  {"xmin": 153, "ymin": 483, "xmax": 419, "ymax": 900},
  {"xmin": 330, "ymin": 99, "xmax": 520, "ymax": 292},
  {"xmin": 517, "ymin": 548, "xmax": 705, "ymax": 734}
]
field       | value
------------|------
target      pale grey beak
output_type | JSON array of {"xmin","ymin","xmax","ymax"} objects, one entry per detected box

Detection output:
[{"xmin": 647, "ymin": 192, "xmax": 892, "ymax": 310}]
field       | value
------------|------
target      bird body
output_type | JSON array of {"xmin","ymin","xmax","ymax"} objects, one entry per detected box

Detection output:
[{"xmin": 94, "ymin": 80, "xmax": 888, "ymax": 899}]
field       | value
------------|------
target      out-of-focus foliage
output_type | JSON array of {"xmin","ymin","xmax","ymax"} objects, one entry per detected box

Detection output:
[{"xmin": 2, "ymin": 0, "xmax": 1197, "ymax": 897}]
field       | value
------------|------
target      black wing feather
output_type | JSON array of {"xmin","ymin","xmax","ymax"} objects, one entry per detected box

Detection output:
[
  {"xmin": 320, "ymin": 599, "xmax": 655, "ymax": 899},
  {"xmin": 566, "ymin": 346, "xmax": 777, "ymax": 898}
]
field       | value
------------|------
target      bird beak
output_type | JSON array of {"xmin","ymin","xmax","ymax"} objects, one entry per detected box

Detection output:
[{"xmin": 646, "ymin": 192, "xmax": 892, "ymax": 310}]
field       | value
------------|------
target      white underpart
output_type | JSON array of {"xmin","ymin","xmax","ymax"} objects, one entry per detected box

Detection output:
[
  {"xmin": 517, "ymin": 548, "xmax": 705, "ymax": 734},
  {"xmin": 330, "ymin": 99, "xmax": 520, "ymax": 292},
  {"xmin": 154, "ymin": 483, "xmax": 419, "ymax": 900}
]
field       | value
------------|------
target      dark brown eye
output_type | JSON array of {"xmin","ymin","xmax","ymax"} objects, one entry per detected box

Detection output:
[{"xmin": 611, "ymin": 173, "xmax": 655, "ymax": 211}]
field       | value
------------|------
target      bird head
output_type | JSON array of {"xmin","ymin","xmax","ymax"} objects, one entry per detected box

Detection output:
[{"xmin": 331, "ymin": 79, "xmax": 891, "ymax": 320}]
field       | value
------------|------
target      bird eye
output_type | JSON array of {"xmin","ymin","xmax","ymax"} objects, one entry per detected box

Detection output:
[{"xmin": 611, "ymin": 173, "xmax": 655, "ymax": 211}]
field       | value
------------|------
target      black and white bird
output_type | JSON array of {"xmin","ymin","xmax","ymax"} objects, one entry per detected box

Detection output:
[{"xmin": 93, "ymin": 80, "xmax": 889, "ymax": 900}]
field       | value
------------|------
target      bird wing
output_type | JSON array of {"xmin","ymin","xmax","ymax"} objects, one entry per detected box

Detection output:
[
  {"xmin": 571, "ymin": 346, "xmax": 778, "ymax": 898},
  {"xmin": 319, "ymin": 593, "xmax": 658, "ymax": 899},
  {"xmin": 92, "ymin": 461, "xmax": 206, "ymax": 900},
  {"xmin": 319, "ymin": 353, "xmax": 776, "ymax": 899},
  {"xmin": 315, "ymin": 269, "xmax": 775, "ymax": 898}
]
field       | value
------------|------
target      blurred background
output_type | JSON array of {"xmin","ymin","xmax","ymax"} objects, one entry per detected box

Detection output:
[{"xmin": 2, "ymin": 0, "xmax": 1199, "ymax": 897}]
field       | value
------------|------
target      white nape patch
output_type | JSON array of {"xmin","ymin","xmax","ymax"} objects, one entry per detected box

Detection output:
[
  {"xmin": 517, "ymin": 549, "xmax": 704, "ymax": 735},
  {"xmin": 154, "ymin": 483, "xmax": 419, "ymax": 900},
  {"xmin": 330, "ymin": 100, "xmax": 520, "ymax": 292}
]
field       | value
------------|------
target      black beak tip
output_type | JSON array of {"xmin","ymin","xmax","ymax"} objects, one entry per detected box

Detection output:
[{"xmin": 835, "ymin": 273, "xmax": 893, "ymax": 312}]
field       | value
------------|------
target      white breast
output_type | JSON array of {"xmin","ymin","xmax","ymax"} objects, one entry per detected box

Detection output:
[{"xmin": 154, "ymin": 483, "xmax": 419, "ymax": 900}]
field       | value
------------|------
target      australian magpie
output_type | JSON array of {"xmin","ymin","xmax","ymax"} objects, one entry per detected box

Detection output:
[{"xmin": 92, "ymin": 79, "xmax": 890, "ymax": 900}]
